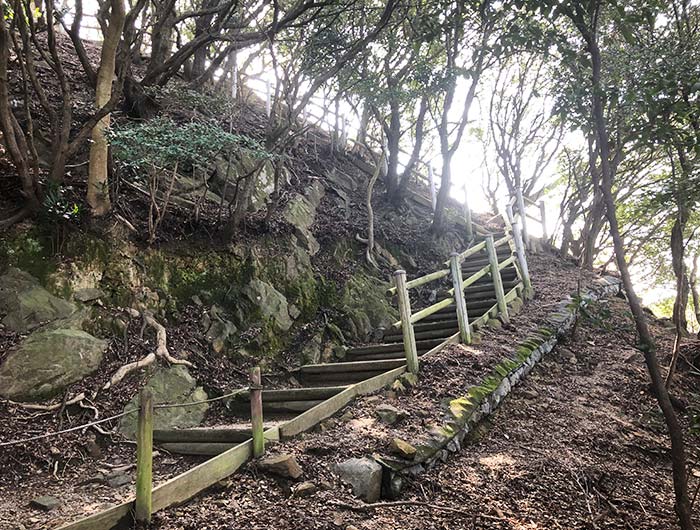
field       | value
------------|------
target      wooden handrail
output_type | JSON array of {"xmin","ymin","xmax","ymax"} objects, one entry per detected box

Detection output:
[{"xmin": 386, "ymin": 267, "xmax": 450, "ymax": 295}]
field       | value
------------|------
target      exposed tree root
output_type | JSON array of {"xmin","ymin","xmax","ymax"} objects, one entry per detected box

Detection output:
[
  {"xmin": 103, "ymin": 308, "xmax": 192, "ymax": 390},
  {"xmin": 8, "ymin": 392, "xmax": 86, "ymax": 411}
]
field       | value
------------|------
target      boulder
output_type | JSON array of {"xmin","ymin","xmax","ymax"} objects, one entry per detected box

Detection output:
[
  {"xmin": 119, "ymin": 365, "xmax": 208, "ymax": 438},
  {"xmin": 259, "ymin": 454, "xmax": 303, "ymax": 479},
  {"xmin": 241, "ymin": 279, "xmax": 292, "ymax": 331},
  {"xmin": 282, "ymin": 180, "xmax": 325, "ymax": 255},
  {"xmin": 0, "ymin": 327, "xmax": 106, "ymax": 401},
  {"xmin": 335, "ymin": 457, "xmax": 382, "ymax": 502},
  {"xmin": 300, "ymin": 332, "xmax": 323, "ymax": 364},
  {"xmin": 0, "ymin": 268, "xmax": 76, "ymax": 331}
]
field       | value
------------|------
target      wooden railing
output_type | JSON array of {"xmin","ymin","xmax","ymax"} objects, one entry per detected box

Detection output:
[
  {"xmin": 507, "ymin": 189, "xmax": 548, "ymax": 247},
  {"xmin": 388, "ymin": 227, "xmax": 532, "ymax": 374}
]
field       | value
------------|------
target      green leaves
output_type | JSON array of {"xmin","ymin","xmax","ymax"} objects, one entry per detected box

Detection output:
[{"xmin": 107, "ymin": 117, "xmax": 267, "ymax": 176}]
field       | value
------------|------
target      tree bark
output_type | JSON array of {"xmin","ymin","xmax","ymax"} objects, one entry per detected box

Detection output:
[
  {"xmin": 587, "ymin": 19, "xmax": 694, "ymax": 530},
  {"xmin": 88, "ymin": 0, "xmax": 126, "ymax": 216}
]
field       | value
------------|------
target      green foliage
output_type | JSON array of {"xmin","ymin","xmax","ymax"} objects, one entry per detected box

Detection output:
[
  {"xmin": 107, "ymin": 117, "xmax": 267, "ymax": 177},
  {"xmin": 147, "ymin": 84, "xmax": 235, "ymax": 119}
]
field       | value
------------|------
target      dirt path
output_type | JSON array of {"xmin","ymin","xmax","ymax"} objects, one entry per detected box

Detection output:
[{"xmin": 151, "ymin": 297, "xmax": 698, "ymax": 530}]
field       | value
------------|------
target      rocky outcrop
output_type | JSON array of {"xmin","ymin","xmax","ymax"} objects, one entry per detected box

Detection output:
[
  {"xmin": 241, "ymin": 279, "xmax": 293, "ymax": 332},
  {"xmin": 119, "ymin": 365, "xmax": 209, "ymax": 438},
  {"xmin": 282, "ymin": 180, "xmax": 325, "ymax": 255},
  {"xmin": 0, "ymin": 268, "xmax": 76, "ymax": 332},
  {"xmin": 0, "ymin": 328, "xmax": 107, "ymax": 401},
  {"xmin": 339, "ymin": 270, "xmax": 398, "ymax": 342}
]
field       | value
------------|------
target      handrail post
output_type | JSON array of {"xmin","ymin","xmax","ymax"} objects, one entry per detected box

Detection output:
[
  {"xmin": 539, "ymin": 200, "xmax": 548, "ymax": 241},
  {"xmin": 393, "ymin": 270, "xmax": 419, "ymax": 374},
  {"xmin": 515, "ymin": 186, "xmax": 529, "ymax": 248},
  {"xmin": 449, "ymin": 253, "xmax": 472, "ymax": 344},
  {"xmin": 135, "ymin": 388, "xmax": 154, "ymax": 524},
  {"xmin": 485, "ymin": 235, "xmax": 509, "ymax": 323},
  {"xmin": 512, "ymin": 221, "xmax": 533, "ymax": 298},
  {"xmin": 250, "ymin": 366, "xmax": 265, "ymax": 457}
]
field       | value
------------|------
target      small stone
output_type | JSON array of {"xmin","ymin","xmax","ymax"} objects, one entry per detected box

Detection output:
[
  {"xmin": 339, "ymin": 411, "xmax": 354, "ymax": 422},
  {"xmin": 390, "ymin": 438, "xmax": 417, "ymax": 459},
  {"xmin": 30, "ymin": 496, "xmax": 61, "ymax": 511},
  {"xmin": 487, "ymin": 318, "xmax": 502, "ymax": 329},
  {"xmin": 384, "ymin": 390, "xmax": 397, "ymax": 400},
  {"xmin": 335, "ymin": 457, "xmax": 382, "ymax": 502},
  {"xmin": 391, "ymin": 380, "xmax": 406, "ymax": 394},
  {"xmin": 191, "ymin": 295, "xmax": 203, "ymax": 306},
  {"xmin": 259, "ymin": 454, "xmax": 303, "ymax": 479},
  {"xmin": 375, "ymin": 404, "xmax": 407, "ymax": 425},
  {"xmin": 294, "ymin": 481, "xmax": 317, "ymax": 497},
  {"xmin": 568, "ymin": 355, "xmax": 578, "ymax": 364},
  {"xmin": 104, "ymin": 472, "xmax": 130, "ymax": 488}
]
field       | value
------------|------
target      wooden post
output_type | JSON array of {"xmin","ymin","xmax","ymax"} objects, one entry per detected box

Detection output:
[
  {"xmin": 463, "ymin": 183, "xmax": 473, "ymax": 240},
  {"xmin": 539, "ymin": 199, "xmax": 548, "ymax": 241},
  {"xmin": 485, "ymin": 235, "xmax": 509, "ymax": 323},
  {"xmin": 265, "ymin": 80, "xmax": 271, "ymax": 118},
  {"xmin": 250, "ymin": 366, "xmax": 264, "ymax": 457},
  {"xmin": 449, "ymin": 253, "xmax": 472, "ymax": 344},
  {"xmin": 512, "ymin": 221, "xmax": 533, "ymax": 297},
  {"xmin": 515, "ymin": 186, "xmax": 529, "ymax": 248},
  {"xmin": 135, "ymin": 388, "xmax": 154, "ymax": 523},
  {"xmin": 393, "ymin": 270, "xmax": 419, "ymax": 374},
  {"xmin": 428, "ymin": 166, "xmax": 436, "ymax": 211}
]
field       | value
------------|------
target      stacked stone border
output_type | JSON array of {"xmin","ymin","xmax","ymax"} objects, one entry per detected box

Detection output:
[{"xmin": 377, "ymin": 275, "xmax": 622, "ymax": 492}]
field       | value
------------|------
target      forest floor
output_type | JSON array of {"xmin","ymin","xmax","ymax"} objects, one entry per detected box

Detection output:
[{"xmin": 149, "ymin": 273, "xmax": 700, "ymax": 529}]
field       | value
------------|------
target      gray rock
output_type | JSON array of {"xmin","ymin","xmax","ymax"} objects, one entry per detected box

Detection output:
[
  {"xmin": 104, "ymin": 472, "xmax": 130, "ymax": 488},
  {"xmin": 0, "ymin": 328, "xmax": 106, "ymax": 401},
  {"xmin": 335, "ymin": 457, "xmax": 382, "ymax": 502},
  {"xmin": 119, "ymin": 365, "xmax": 208, "ymax": 439},
  {"xmin": 300, "ymin": 333, "xmax": 323, "ymax": 364},
  {"xmin": 30, "ymin": 496, "xmax": 61, "ymax": 511},
  {"xmin": 259, "ymin": 454, "xmax": 303, "ymax": 479},
  {"xmin": 0, "ymin": 268, "xmax": 76, "ymax": 331},
  {"xmin": 74, "ymin": 288, "xmax": 106, "ymax": 303},
  {"xmin": 375, "ymin": 404, "xmax": 407, "ymax": 425},
  {"xmin": 282, "ymin": 180, "xmax": 325, "ymax": 255},
  {"xmin": 241, "ymin": 279, "xmax": 292, "ymax": 332}
]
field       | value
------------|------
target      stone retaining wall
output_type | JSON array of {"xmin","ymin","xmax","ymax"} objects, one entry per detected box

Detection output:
[{"xmin": 378, "ymin": 275, "xmax": 622, "ymax": 495}]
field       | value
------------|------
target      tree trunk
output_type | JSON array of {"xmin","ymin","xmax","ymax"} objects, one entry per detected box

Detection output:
[
  {"xmin": 690, "ymin": 253, "xmax": 700, "ymax": 338},
  {"xmin": 588, "ymin": 28, "xmax": 694, "ymax": 530},
  {"xmin": 87, "ymin": 0, "xmax": 126, "ymax": 216}
]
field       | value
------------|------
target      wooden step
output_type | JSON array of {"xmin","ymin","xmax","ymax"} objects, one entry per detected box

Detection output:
[
  {"xmin": 397, "ymin": 326, "xmax": 459, "ymax": 342},
  {"xmin": 154, "ymin": 425, "xmax": 272, "ymax": 444},
  {"xmin": 299, "ymin": 359, "xmax": 406, "ymax": 374},
  {"xmin": 160, "ymin": 442, "xmax": 238, "ymax": 456},
  {"xmin": 346, "ymin": 337, "xmax": 445, "ymax": 357},
  {"xmin": 299, "ymin": 370, "xmax": 400, "ymax": 384},
  {"xmin": 233, "ymin": 385, "xmax": 349, "ymax": 403}
]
